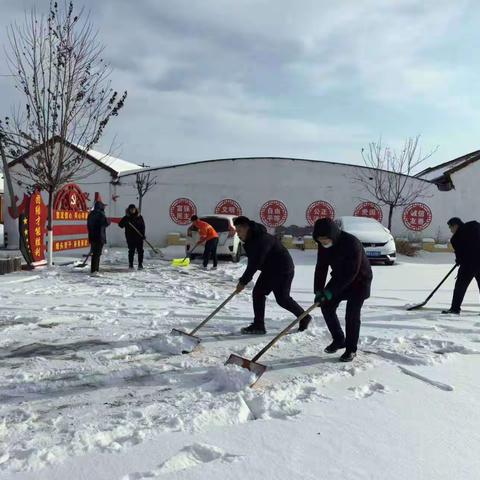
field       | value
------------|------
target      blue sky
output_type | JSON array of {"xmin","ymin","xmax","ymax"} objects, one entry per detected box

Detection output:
[{"xmin": 0, "ymin": 0, "xmax": 478, "ymax": 170}]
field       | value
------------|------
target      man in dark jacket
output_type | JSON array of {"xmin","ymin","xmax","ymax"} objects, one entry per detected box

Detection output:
[
  {"xmin": 119, "ymin": 204, "xmax": 146, "ymax": 269},
  {"xmin": 313, "ymin": 218, "xmax": 373, "ymax": 362},
  {"xmin": 234, "ymin": 216, "xmax": 311, "ymax": 334},
  {"xmin": 442, "ymin": 217, "xmax": 480, "ymax": 314},
  {"xmin": 87, "ymin": 201, "xmax": 110, "ymax": 274}
]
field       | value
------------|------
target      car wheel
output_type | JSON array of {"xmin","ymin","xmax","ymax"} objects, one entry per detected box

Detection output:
[{"xmin": 385, "ymin": 259, "xmax": 395, "ymax": 266}]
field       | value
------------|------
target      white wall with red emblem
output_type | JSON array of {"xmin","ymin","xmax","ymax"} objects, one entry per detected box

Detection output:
[{"xmin": 113, "ymin": 158, "xmax": 457, "ymax": 247}]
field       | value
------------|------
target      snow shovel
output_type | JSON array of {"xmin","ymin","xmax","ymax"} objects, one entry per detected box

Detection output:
[
  {"xmin": 171, "ymin": 244, "xmax": 198, "ymax": 267},
  {"xmin": 127, "ymin": 221, "xmax": 163, "ymax": 257},
  {"xmin": 407, "ymin": 264, "xmax": 458, "ymax": 311},
  {"xmin": 226, "ymin": 303, "xmax": 319, "ymax": 383},
  {"xmin": 171, "ymin": 291, "xmax": 237, "ymax": 353},
  {"xmin": 74, "ymin": 250, "xmax": 91, "ymax": 268}
]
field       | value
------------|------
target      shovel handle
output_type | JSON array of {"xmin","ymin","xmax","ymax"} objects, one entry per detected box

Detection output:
[
  {"xmin": 189, "ymin": 291, "xmax": 238, "ymax": 335},
  {"xmin": 127, "ymin": 221, "xmax": 159, "ymax": 254},
  {"xmin": 252, "ymin": 303, "xmax": 319, "ymax": 362}
]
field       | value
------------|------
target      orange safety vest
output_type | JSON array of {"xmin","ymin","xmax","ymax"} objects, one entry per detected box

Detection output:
[{"xmin": 195, "ymin": 220, "xmax": 219, "ymax": 243}]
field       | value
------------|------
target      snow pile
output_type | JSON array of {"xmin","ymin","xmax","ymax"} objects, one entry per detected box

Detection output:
[
  {"xmin": 142, "ymin": 333, "xmax": 199, "ymax": 355},
  {"xmin": 201, "ymin": 365, "xmax": 257, "ymax": 393}
]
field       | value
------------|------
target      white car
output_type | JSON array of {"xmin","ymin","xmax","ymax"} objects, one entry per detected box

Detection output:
[
  {"xmin": 335, "ymin": 216, "xmax": 396, "ymax": 265},
  {"xmin": 186, "ymin": 214, "xmax": 243, "ymax": 262}
]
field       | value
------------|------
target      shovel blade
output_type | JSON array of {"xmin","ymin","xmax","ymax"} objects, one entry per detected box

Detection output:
[
  {"xmin": 406, "ymin": 302, "xmax": 425, "ymax": 311},
  {"xmin": 170, "ymin": 328, "xmax": 201, "ymax": 353},
  {"xmin": 171, "ymin": 257, "xmax": 190, "ymax": 267},
  {"xmin": 225, "ymin": 354, "xmax": 267, "ymax": 383}
]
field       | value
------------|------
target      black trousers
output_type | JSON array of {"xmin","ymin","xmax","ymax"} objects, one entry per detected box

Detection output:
[
  {"xmin": 321, "ymin": 296, "xmax": 365, "ymax": 352},
  {"xmin": 128, "ymin": 240, "xmax": 144, "ymax": 267},
  {"xmin": 451, "ymin": 265, "xmax": 480, "ymax": 311},
  {"xmin": 252, "ymin": 271, "xmax": 306, "ymax": 327},
  {"xmin": 90, "ymin": 242, "xmax": 104, "ymax": 273},
  {"xmin": 203, "ymin": 238, "xmax": 219, "ymax": 267}
]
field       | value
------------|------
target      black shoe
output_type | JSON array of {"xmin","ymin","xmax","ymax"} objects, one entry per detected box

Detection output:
[
  {"xmin": 129, "ymin": 264, "xmax": 134, "ymax": 269},
  {"xmin": 441, "ymin": 309, "xmax": 460, "ymax": 314},
  {"xmin": 138, "ymin": 264, "xmax": 144, "ymax": 270},
  {"xmin": 340, "ymin": 351, "xmax": 356, "ymax": 362},
  {"xmin": 298, "ymin": 315, "xmax": 312, "ymax": 332},
  {"xmin": 324, "ymin": 340, "xmax": 346, "ymax": 354},
  {"xmin": 241, "ymin": 323, "xmax": 266, "ymax": 335}
]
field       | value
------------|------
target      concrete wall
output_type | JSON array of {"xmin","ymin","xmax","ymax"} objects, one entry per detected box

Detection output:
[{"xmin": 114, "ymin": 158, "xmax": 457, "ymax": 246}]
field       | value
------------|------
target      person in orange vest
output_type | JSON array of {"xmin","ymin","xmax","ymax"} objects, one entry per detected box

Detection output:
[{"xmin": 190, "ymin": 215, "xmax": 219, "ymax": 269}]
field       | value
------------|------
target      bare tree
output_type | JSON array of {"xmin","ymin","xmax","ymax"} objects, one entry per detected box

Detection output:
[
  {"xmin": 0, "ymin": 1, "xmax": 127, "ymax": 265},
  {"xmin": 135, "ymin": 171, "xmax": 157, "ymax": 213},
  {"xmin": 354, "ymin": 136, "xmax": 436, "ymax": 230}
]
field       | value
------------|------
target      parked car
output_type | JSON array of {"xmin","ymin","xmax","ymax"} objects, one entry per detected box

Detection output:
[
  {"xmin": 186, "ymin": 214, "xmax": 243, "ymax": 262},
  {"xmin": 335, "ymin": 216, "xmax": 396, "ymax": 265}
]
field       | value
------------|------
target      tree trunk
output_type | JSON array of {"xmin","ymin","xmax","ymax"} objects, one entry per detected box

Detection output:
[
  {"xmin": 387, "ymin": 204, "xmax": 394, "ymax": 231},
  {"xmin": 47, "ymin": 189, "xmax": 54, "ymax": 267},
  {"xmin": 138, "ymin": 195, "xmax": 143, "ymax": 214}
]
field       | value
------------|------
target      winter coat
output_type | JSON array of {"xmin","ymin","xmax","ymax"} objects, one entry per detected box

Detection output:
[
  {"xmin": 87, "ymin": 206, "xmax": 109, "ymax": 245},
  {"xmin": 239, "ymin": 221, "xmax": 295, "ymax": 285},
  {"xmin": 313, "ymin": 219, "xmax": 372, "ymax": 300},
  {"xmin": 450, "ymin": 221, "xmax": 480, "ymax": 268},
  {"xmin": 119, "ymin": 211, "xmax": 146, "ymax": 244},
  {"xmin": 191, "ymin": 220, "xmax": 218, "ymax": 244}
]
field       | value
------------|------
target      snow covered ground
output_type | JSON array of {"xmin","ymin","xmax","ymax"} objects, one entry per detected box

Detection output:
[{"xmin": 0, "ymin": 248, "xmax": 479, "ymax": 479}]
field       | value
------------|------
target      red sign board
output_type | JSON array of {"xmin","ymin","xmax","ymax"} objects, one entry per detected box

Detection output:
[
  {"xmin": 54, "ymin": 183, "xmax": 89, "ymax": 212},
  {"xmin": 306, "ymin": 201, "xmax": 335, "ymax": 225},
  {"xmin": 354, "ymin": 202, "xmax": 383, "ymax": 222},
  {"xmin": 28, "ymin": 190, "xmax": 48, "ymax": 262},
  {"xmin": 170, "ymin": 198, "xmax": 197, "ymax": 225},
  {"xmin": 260, "ymin": 200, "xmax": 288, "ymax": 227},
  {"xmin": 215, "ymin": 199, "xmax": 242, "ymax": 216},
  {"xmin": 53, "ymin": 238, "xmax": 89, "ymax": 252},
  {"xmin": 402, "ymin": 203, "xmax": 432, "ymax": 231}
]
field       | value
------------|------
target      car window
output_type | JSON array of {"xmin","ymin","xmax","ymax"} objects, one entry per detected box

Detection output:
[{"xmin": 201, "ymin": 217, "xmax": 230, "ymax": 232}]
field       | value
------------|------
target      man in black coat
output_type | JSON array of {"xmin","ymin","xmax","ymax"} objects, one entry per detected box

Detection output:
[
  {"xmin": 234, "ymin": 216, "xmax": 311, "ymax": 334},
  {"xmin": 313, "ymin": 218, "xmax": 373, "ymax": 362},
  {"xmin": 87, "ymin": 201, "xmax": 110, "ymax": 274},
  {"xmin": 119, "ymin": 204, "xmax": 146, "ymax": 269},
  {"xmin": 442, "ymin": 217, "xmax": 480, "ymax": 314}
]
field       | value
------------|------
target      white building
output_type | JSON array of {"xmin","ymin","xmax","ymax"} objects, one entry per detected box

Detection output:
[{"xmin": 3, "ymin": 142, "xmax": 477, "ymax": 253}]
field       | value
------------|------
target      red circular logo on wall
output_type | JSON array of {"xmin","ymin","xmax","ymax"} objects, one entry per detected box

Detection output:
[
  {"xmin": 354, "ymin": 202, "xmax": 384, "ymax": 222},
  {"xmin": 306, "ymin": 201, "xmax": 335, "ymax": 225},
  {"xmin": 215, "ymin": 199, "xmax": 242, "ymax": 216},
  {"xmin": 169, "ymin": 198, "xmax": 197, "ymax": 225},
  {"xmin": 402, "ymin": 203, "xmax": 432, "ymax": 231},
  {"xmin": 260, "ymin": 200, "xmax": 288, "ymax": 227}
]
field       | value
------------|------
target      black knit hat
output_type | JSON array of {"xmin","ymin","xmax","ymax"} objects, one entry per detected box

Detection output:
[
  {"xmin": 313, "ymin": 218, "xmax": 341, "ymax": 243},
  {"xmin": 447, "ymin": 217, "xmax": 463, "ymax": 227}
]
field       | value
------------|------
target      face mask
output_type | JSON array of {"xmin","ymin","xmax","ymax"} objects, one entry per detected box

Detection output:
[{"xmin": 321, "ymin": 241, "xmax": 333, "ymax": 249}]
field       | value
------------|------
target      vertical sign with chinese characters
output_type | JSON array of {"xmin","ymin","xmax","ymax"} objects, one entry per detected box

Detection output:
[{"xmin": 28, "ymin": 190, "xmax": 47, "ymax": 262}]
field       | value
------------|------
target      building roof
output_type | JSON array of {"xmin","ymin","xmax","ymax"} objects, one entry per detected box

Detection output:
[
  {"xmin": 416, "ymin": 150, "xmax": 480, "ymax": 181},
  {"xmin": 119, "ymin": 155, "xmax": 433, "ymax": 183},
  {"xmin": 8, "ymin": 136, "xmax": 143, "ymax": 176}
]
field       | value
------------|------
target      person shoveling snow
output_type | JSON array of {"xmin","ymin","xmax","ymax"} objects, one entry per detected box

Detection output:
[{"xmin": 233, "ymin": 216, "xmax": 312, "ymax": 335}]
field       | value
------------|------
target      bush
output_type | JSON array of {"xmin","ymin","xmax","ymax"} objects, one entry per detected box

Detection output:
[{"xmin": 395, "ymin": 239, "xmax": 421, "ymax": 257}]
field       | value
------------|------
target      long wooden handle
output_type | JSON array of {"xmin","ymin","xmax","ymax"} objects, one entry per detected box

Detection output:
[
  {"xmin": 423, "ymin": 264, "xmax": 458, "ymax": 303},
  {"xmin": 189, "ymin": 291, "xmax": 237, "ymax": 335},
  {"xmin": 252, "ymin": 303, "xmax": 319, "ymax": 362},
  {"xmin": 127, "ymin": 221, "xmax": 159, "ymax": 254}
]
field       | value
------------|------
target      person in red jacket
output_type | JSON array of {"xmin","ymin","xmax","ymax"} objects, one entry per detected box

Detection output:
[{"xmin": 190, "ymin": 215, "xmax": 219, "ymax": 269}]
